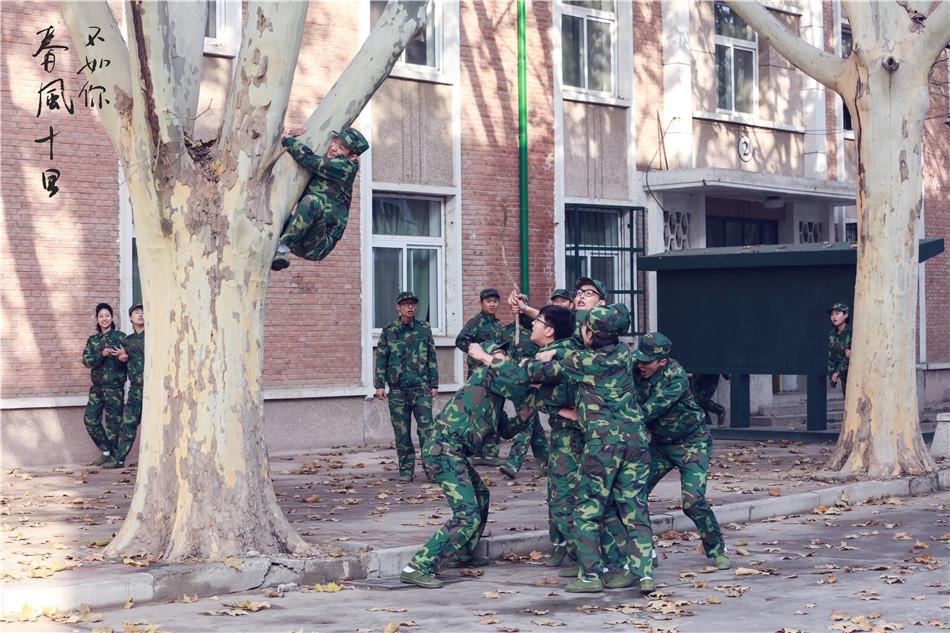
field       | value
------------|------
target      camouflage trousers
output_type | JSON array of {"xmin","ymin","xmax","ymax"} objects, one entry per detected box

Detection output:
[
  {"xmin": 546, "ymin": 421, "xmax": 582, "ymax": 547},
  {"xmin": 646, "ymin": 433, "xmax": 725, "ymax": 558},
  {"xmin": 505, "ymin": 410, "xmax": 549, "ymax": 472},
  {"xmin": 279, "ymin": 194, "xmax": 349, "ymax": 261},
  {"xmin": 410, "ymin": 440, "xmax": 489, "ymax": 574},
  {"xmin": 573, "ymin": 430, "xmax": 654, "ymax": 579},
  {"xmin": 114, "ymin": 382, "xmax": 143, "ymax": 463},
  {"xmin": 691, "ymin": 374, "xmax": 725, "ymax": 425},
  {"xmin": 387, "ymin": 386, "xmax": 434, "ymax": 479},
  {"xmin": 83, "ymin": 384, "xmax": 124, "ymax": 455}
]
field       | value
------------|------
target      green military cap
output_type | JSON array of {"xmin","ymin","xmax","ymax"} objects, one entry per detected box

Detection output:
[
  {"xmin": 481, "ymin": 339, "xmax": 510, "ymax": 355},
  {"xmin": 396, "ymin": 290, "xmax": 418, "ymax": 304},
  {"xmin": 480, "ymin": 287, "xmax": 501, "ymax": 300},
  {"xmin": 550, "ymin": 288, "xmax": 572, "ymax": 301},
  {"xmin": 574, "ymin": 276, "xmax": 608, "ymax": 300},
  {"xmin": 633, "ymin": 332, "xmax": 673, "ymax": 362},
  {"xmin": 828, "ymin": 302, "xmax": 850, "ymax": 313},
  {"xmin": 334, "ymin": 127, "xmax": 369, "ymax": 156},
  {"xmin": 585, "ymin": 304, "xmax": 630, "ymax": 337},
  {"xmin": 128, "ymin": 303, "xmax": 143, "ymax": 316}
]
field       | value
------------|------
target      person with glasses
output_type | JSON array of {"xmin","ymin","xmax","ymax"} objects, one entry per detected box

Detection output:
[
  {"xmin": 374, "ymin": 291, "xmax": 440, "ymax": 483},
  {"xmin": 455, "ymin": 288, "xmax": 506, "ymax": 466},
  {"xmin": 498, "ymin": 310, "xmax": 550, "ymax": 480},
  {"xmin": 633, "ymin": 332, "xmax": 730, "ymax": 571},
  {"xmin": 400, "ymin": 340, "xmax": 532, "ymax": 589}
]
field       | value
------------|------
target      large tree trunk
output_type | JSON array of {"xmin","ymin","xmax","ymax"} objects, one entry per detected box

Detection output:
[
  {"xmin": 61, "ymin": 0, "xmax": 430, "ymax": 561},
  {"xmin": 724, "ymin": 0, "xmax": 947, "ymax": 479},
  {"xmin": 826, "ymin": 29, "xmax": 937, "ymax": 477}
]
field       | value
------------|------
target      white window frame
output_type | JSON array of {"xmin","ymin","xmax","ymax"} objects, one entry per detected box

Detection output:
[
  {"xmin": 714, "ymin": 3, "xmax": 758, "ymax": 116},
  {"xmin": 370, "ymin": 0, "xmax": 457, "ymax": 85},
  {"xmin": 838, "ymin": 20, "xmax": 854, "ymax": 137},
  {"xmin": 559, "ymin": 1, "xmax": 619, "ymax": 100},
  {"xmin": 370, "ymin": 195, "xmax": 447, "ymax": 336},
  {"xmin": 204, "ymin": 0, "xmax": 241, "ymax": 58}
]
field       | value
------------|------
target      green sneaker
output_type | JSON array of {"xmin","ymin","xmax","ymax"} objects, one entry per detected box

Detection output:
[
  {"xmin": 639, "ymin": 577, "xmax": 656, "ymax": 594},
  {"xmin": 558, "ymin": 563, "xmax": 579, "ymax": 578},
  {"xmin": 545, "ymin": 545, "xmax": 567, "ymax": 567},
  {"xmin": 88, "ymin": 454, "xmax": 111, "ymax": 467},
  {"xmin": 565, "ymin": 575, "xmax": 603, "ymax": 593},
  {"xmin": 445, "ymin": 555, "xmax": 490, "ymax": 568},
  {"xmin": 498, "ymin": 464, "xmax": 517, "ymax": 480},
  {"xmin": 603, "ymin": 569, "xmax": 636, "ymax": 589},
  {"xmin": 102, "ymin": 458, "xmax": 124, "ymax": 469},
  {"xmin": 713, "ymin": 554, "xmax": 731, "ymax": 570},
  {"xmin": 399, "ymin": 566, "xmax": 443, "ymax": 589}
]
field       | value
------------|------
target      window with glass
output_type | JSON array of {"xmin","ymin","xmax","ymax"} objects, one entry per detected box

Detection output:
[
  {"xmin": 372, "ymin": 196, "xmax": 444, "ymax": 332},
  {"xmin": 840, "ymin": 23, "xmax": 853, "ymax": 131},
  {"xmin": 561, "ymin": 1, "xmax": 616, "ymax": 94},
  {"xmin": 204, "ymin": 0, "xmax": 240, "ymax": 57},
  {"xmin": 565, "ymin": 205, "xmax": 642, "ymax": 332},
  {"xmin": 370, "ymin": 0, "xmax": 439, "ymax": 70},
  {"xmin": 706, "ymin": 216, "xmax": 778, "ymax": 247},
  {"xmin": 715, "ymin": 1, "xmax": 757, "ymax": 115}
]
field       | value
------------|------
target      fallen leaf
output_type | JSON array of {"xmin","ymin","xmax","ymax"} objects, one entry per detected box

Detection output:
[
  {"xmin": 304, "ymin": 495, "xmax": 321, "ymax": 503},
  {"xmin": 913, "ymin": 540, "xmax": 929, "ymax": 550},
  {"xmin": 768, "ymin": 487, "xmax": 782, "ymax": 496},
  {"xmin": 180, "ymin": 594, "xmax": 198, "ymax": 603},
  {"xmin": 222, "ymin": 556, "xmax": 243, "ymax": 571},
  {"xmin": 314, "ymin": 582, "xmax": 344, "ymax": 592},
  {"xmin": 480, "ymin": 617, "xmax": 500, "ymax": 625},
  {"xmin": 522, "ymin": 609, "xmax": 550, "ymax": 615},
  {"xmin": 460, "ymin": 568, "xmax": 484, "ymax": 577},
  {"xmin": 528, "ymin": 551, "xmax": 544, "ymax": 561},
  {"xmin": 370, "ymin": 607, "xmax": 409, "ymax": 613},
  {"xmin": 123, "ymin": 597, "xmax": 134, "ymax": 609},
  {"xmin": 383, "ymin": 623, "xmax": 400, "ymax": 633},
  {"xmin": 530, "ymin": 619, "xmax": 566, "ymax": 627},
  {"xmin": 474, "ymin": 610, "xmax": 497, "ymax": 616},
  {"xmin": 122, "ymin": 557, "xmax": 150, "ymax": 568},
  {"xmin": 201, "ymin": 609, "xmax": 247, "ymax": 616},
  {"xmin": 223, "ymin": 600, "xmax": 270, "ymax": 612}
]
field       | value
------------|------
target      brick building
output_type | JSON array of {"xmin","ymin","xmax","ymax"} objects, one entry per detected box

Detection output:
[{"xmin": 2, "ymin": 0, "xmax": 947, "ymax": 467}]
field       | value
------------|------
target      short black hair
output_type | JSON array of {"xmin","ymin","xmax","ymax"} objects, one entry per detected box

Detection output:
[{"xmin": 538, "ymin": 305, "xmax": 574, "ymax": 341}]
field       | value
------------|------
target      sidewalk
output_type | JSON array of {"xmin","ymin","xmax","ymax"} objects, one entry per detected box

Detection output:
[{"xmin": 2, "ymin": 439, "xmax": 948, "ymax": 616}]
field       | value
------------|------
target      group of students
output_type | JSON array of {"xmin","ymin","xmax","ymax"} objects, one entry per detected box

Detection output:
[
  {"xmin": 381, "ymin": 277, "xmax": 729, "ymax": 594},
  {"xmin": 81, "ymin": 302, "xmax": 146, "ymax": 468}
]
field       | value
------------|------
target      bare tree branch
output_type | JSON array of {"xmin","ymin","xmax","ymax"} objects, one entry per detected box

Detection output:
[
  {"xmin": 219, "ymin": 1, "xmax": 309, "ymax": 170},
  {"xmin": 266, "ymin": 0, "xmax": 430, "ymax": 225},
  {"xmin": 725, "ymin": 0, "xmax": 846, "ymax": 92},
  {"xmin": 918, "ymin": 0, "xmax": 950, "ymax": 59},
  {"xmin": 59, "ymin": 1, "xmax": 133, "ymax": 154},
  {"xmin": 126, "ymin": 1, "xmax": 194, "ymax": 156},
  {"xmin": 165, "ymin": 1, "xmax": 208, "ymax": 138}
]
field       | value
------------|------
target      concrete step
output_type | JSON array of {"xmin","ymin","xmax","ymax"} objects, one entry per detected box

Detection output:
[{"xmin": 750, "ymin": 411, "xmax": 846, "ymax": 427}]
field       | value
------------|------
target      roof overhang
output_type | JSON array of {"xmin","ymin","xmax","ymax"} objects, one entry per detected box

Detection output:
[{"xmin": 645, "ymin": 168, "xmax": 856, "ymax": 206}]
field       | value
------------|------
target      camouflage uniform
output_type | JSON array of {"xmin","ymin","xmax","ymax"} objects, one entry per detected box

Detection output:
[
  {"xmin": 502, "ymin": 318, "xmax": 549, "ymax": 472},
  {"xmin": 115, "ymin": 329, "xmax": 145, "ymax": 463},
  {"xmin": 690, "ymin": 374, "xmax": 726, "ymax": 426},
  {"xmin": 375, "ymin": 314, "xmax": 439, "ymax": 480},
  {"xmin": 522, "ymin": 337, "xmax": 582, "ymax": 554},
  {"xmin": 634, "ymin": 334, "xmax": 725, "ymax": 559},
  {"xmin": 533, "ymin": 305, "xmax": 654, "ymax": 581},
  {"xmin": 278, "ymin": 130, "xmax": 364, "ymax": 261},
  {"xmin": 455, "ymin": 303, "xmax": 506, "ymax": 459},
  {"xmin": 82, "ymin": 329, "xmax": 128, "ymax": 456},
  {"xmin": 408, "ymin": 348, "xmax": 530, "ymax": 574},
  {"xmin": 827, "ymin": 323, "xmax": 852, "ymax": 397}
]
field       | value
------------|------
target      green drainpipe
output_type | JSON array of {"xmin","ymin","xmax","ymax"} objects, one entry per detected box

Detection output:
[{"xmin": 517, "ymin": 0, "xmax": 529, "ymax": 295}]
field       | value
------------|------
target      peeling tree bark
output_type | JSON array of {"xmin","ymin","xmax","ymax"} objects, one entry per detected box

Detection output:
[
  {"xmin": 725, "ymin": 1, "xmax": 948, "ymax": 478},
  {"xmin": 60, "ymin": 0, "xmax": 430, "ymax": 561}
]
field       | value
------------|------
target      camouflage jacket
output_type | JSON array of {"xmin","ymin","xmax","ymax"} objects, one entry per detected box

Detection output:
[
  {"xmin": 522, "ymin": 338, "xmax": 579, "ymax": 428},
  {"xmin": 82, "ymin": 330, "xmax": 128, "ymax": 387},
  {"xmin": 502, "ymin": 315, "xmax": 539, "ymax": 362},
  {"xmin": 532, "ymin": 342, "xmax": 643, "ymax": 442},
  {"xmin": 634, "ymin": 358, "xmax": 706, "ymax": 445},
  {"xmin": 827, "ymin": 325, "xmax": 851, "ymax": 377},
  {"xmin": 123, "ymin": 330, "xmax": 145, "ymax": 385},
  {"xmin": 432, "ymin": 358, "xmax": 530, "ymax": 456},
  {"xmin": 455, "ymin": 312, "xmax": 505, "ymax": 374},
  {"xmin": 283, "ymin": 137, "xmax": 359, "ymax": 209},
  {"xmin": 374, "ymin": 318, "xmax": 438, "ymax": 390}
]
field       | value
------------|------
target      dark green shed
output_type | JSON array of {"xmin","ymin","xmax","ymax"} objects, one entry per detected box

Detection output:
[{"xmin": 638, "ymin": 238, "xmax": 944, "ymax": 431}]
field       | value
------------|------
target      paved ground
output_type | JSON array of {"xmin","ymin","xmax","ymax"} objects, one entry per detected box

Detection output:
[
  {"xmin": 1, "ymin": 439, "xmax": 837, "ymax": 583},
  {"xmin": 5, "ymin": 492, "xmax": 948, "ymax": 633}
]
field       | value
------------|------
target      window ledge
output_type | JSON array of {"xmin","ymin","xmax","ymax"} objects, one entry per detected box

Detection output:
[
  {"xmin": 562, "ymin": 89, "xmax": 630, "ymax": 108},
  {"xmin": 694, "ymin": 111, "xmax": 806, "ymax": 134},
  {"xmin": 761, "ymin": 1, "xmax": 803, "ymax": 16},
  {"xmin": 371, "ymin": 334, "xmax": 455, "ymax": 344},
  {"xmin": 389, "ymin": 64, "xmax": 454, "ymax": 86},
  {"xmin": 843, "ymin": 130, "xmax": 855, "ymax": 141}
]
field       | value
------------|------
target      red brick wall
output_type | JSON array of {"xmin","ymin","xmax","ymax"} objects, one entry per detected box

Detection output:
[
  {"xmin": 923, "ymin": 53, "xmax": 949, "ymax": 364},
  {"xmin": 822, "ymin": 0, "xmax": 839, "ymax": 182},
  {"xmin": 633, "ymin": 1, "xmax": 663, "ymax": 172},
  {"xmin": 1, "ymin": 1, "xmax": 121, "ymax": 397},
  {"xmin": 458, "ymin": 0, "xmax": 555, "ymax": 317}
]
